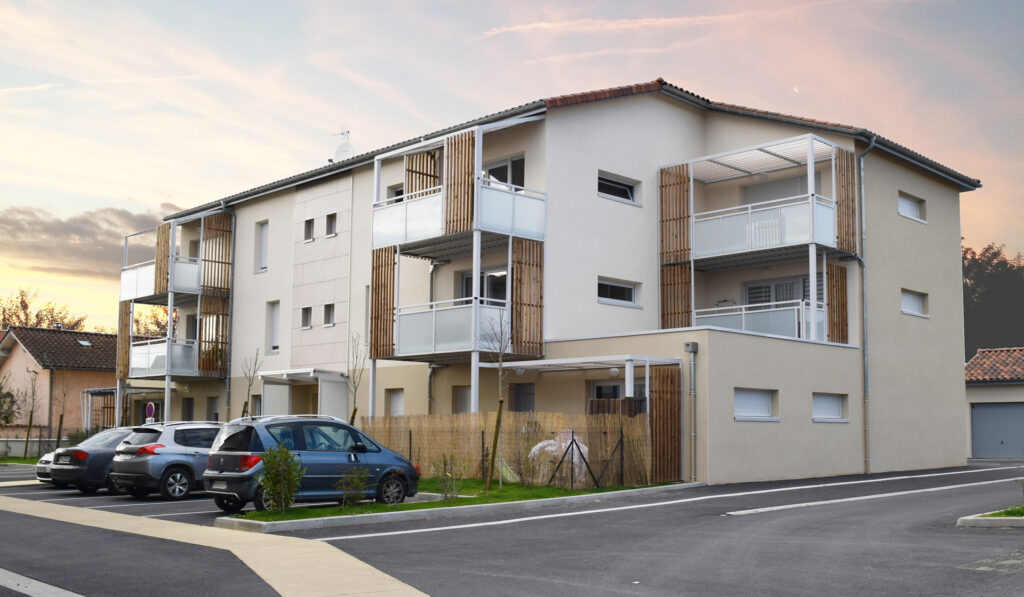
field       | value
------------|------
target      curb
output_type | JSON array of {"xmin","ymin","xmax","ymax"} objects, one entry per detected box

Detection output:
[
  {"xmin": 956, "ymin": 512, "xmax": 1024, "ymax": 528},
  {"xmin": 214, "ymin": 481, "xmax": 706, "ymax": 534}
]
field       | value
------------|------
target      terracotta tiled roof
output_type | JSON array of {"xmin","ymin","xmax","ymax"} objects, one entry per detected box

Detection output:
[
  {"xmin": 2, "ymin": 326, "xmax": 116, "ymax": 371},
  {"xmin": 545, "ymin": 78, "xmax": 672, "ymax": 108},
  {"xmin": 966, "ymin": 348, "xmax": 1024, "ymax": 384}
]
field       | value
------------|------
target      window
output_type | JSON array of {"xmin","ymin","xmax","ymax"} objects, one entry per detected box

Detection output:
[
  {"xmin": 323, "ymin": 303, "xmax": 335, "ymax": 327},
  {"xmin": 898, "ymin": 191, "xmax": 926, "ymax": 222},
  {"xmin": 460, "ymin": 269, "xmax": 507, "ymax": 303},
  {"xmin": 386, "ymin": 389, "xmax": 404, "ymax": 416},
  {"xmin": 251, "ymin": 394, "xmax": 262, "ymax": 416},
  {"xmin": 812, "ymin": 393, "xmax": 847, "ymax": 422},
  {"xmin": 267, "ymin": 301, "xmax": 280, "ymax": 352},
  {"xmin": 188, "ymin": 240, "xmax": 200, "ymax": 258},
  {"xmin": 592, "ymin": 380, "xmax": 622, "ymax": 400},
  {"xmin": 75, "ymin": 339, "xmax": 92, "ymax": 347},
  {"xmin": 301, "ymin": 423, "xmax": 356, "ymax": 451},
  {"xmin": 206, "ymin": 397, "xmax": 219, "ymax": 422},
  {"xmin": 185, "ymin": 314, "xmax": 197, "ymax": 341},
  {"xmin": 483, "ymin": 157, "xmax": 525, "ymax": 188},
  {"xmin": 452, "ymin": 386, "xmax": 471, "ymax": 414},
  {"xmin": 387, "ymin": 184, "xmax": 404, "ymax": 201},
  {"xmin": 303, "ymin": 218, "xmax": 314, "ymax": 242},
  {"xmin": 181, "ymin": 397, "xmax": 194, "ymax": 421},
  {"xmin": 301, "ymin": 306, "xmax": 313, "ymax": 329},
  {"xmin": 597, "ymin": 278, "xmax": 639, "ymax": 307},
  {"xmin": 598, "ymin": 174, "xmax": 637, "ymax": 203},
  {"xmin": 255, "ymin": 221, "xmax": 269, "ymax": 272},
  {"xmin": 325, "ymin": 213, "xmax": 337, "ymax": 236},
  {"xmin": 733, "ymin": 388, "xmax": 778, "ymax": 421},
  {"xmin": 745, "ymin": 276, "xmax": 823, "ymax": 306},
  {"xmin": 900, "ymin": 289, "xmax": 928, "ymax": 317},
  {"xmin": 742, "ymin": 173, "xmax": 821, "ymax": 204},
  {"xmin": 511, "ymin": 383, "xmax": 535, "ymax": 412}
]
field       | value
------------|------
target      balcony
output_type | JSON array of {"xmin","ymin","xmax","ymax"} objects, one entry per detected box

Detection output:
[
  {"xmin": 395, "ymin": 298, "xmax": 509, "ymax": 358},
  {"xmin": 120, "ymin": 256, "xmax": 200, "ymax": 301},
  {"xmin": 129, "ymin": 338, "xmax": 198, "ymax": 378},
  {"xmin": 693, "ymin": 195, "xmax": 835, "ymax": 260},
  {"xmin": 695, "ymin": 300, "xmax": 825, "ymax": 340},
  {"xmin": 371, "ymin": 180, "xmax": 545, "ymax": 250}
]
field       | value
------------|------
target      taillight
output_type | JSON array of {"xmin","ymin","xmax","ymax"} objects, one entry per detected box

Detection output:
[
  {"xmin": 137, "ymin": 444, "xmax": 165, "ymax": 456},
  {"xmin": 70, "ymin": 450, "xmax": 89, "ymax": 461},
  {"xmin": 414, "ymin": 464, "xmax": 420, "ymax": 476},
  {"xmin": 239, "ymin": 454, "xmax": 262, "ymax": 472}
]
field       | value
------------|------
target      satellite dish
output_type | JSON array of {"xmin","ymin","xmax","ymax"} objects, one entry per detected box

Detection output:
[{"xmin": 332, "ymin": 129, "xmax": 354, "ymax": 162}]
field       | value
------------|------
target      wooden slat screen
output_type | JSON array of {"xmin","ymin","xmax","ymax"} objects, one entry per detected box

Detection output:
[
  {"xmin": 154, "ymin": 222, "xmax": 171, "ymax": 294},
  {"xmin": 370, "ymin": 246, "xmax": 397, "ymax": 359},
  {"xmin": 201, "ymin": 213, "xmax": 233, "ymax": 291},
  {"xmin": 115, "ymin": 300, "xmax": 131, "ymax": 379},
  {"xmin": 834, "ymin": 148, "xmax": 858, "ymax": 254},
  {"xmin": 649, "ymin": 366, "xmax": 682, "ymax": 483},
  {"xmin": 511, "ymin": 238, "xmax": 543, "ymax": 355},
  {"xmin": 659, "ymin": 165, "xmax": 691, "ymax": 328},
  {"xmin": 199, "ymin": 296, "xmax": 230, "ymax": 377},
  {"xmin": 405, "ymin": 150, "xmax": 440, "ymax": 194},
  {"xmin": 827, "ymin": 263, "xmax": 848, "ymax": 344},
  {"xmin": 443, "ymin": 131, "xmax": 474, "ymax": 234}
]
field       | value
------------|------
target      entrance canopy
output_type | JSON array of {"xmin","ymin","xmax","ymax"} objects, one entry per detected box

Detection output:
[{"xmin": 259, "ymin": 368, "xmax": 347, "ymax": 385}]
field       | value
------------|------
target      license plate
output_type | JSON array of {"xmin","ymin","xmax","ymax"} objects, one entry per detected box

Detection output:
[
  {"xmin": 212, "ymin": 481, "xmax": 227, "ymax": 490},
  {"xmin": 56, "ymin": 456, "xmax": 70, "ymax": 464}
]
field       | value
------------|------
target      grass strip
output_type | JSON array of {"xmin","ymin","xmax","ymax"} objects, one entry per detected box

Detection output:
[
  {"xmin": 983, "ymin": 505, "xmax": 1024, "ymax": 517},
  {"xmin": 0, "ymin": 457, "xmax": 38, "ymax": 465}
]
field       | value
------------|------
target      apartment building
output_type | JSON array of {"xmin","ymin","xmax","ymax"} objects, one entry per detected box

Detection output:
[{"xmin": 115, "ymin": 79, "xmax": 979, "ymax": 484}]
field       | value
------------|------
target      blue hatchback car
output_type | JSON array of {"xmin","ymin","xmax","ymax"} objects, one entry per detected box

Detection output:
[{"xmin": 203, "ymin": 415, "xmax": 419, "ymax": 513}]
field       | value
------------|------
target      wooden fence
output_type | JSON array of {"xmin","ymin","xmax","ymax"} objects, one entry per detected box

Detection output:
[{"xmin": 360, "ymin": 411, "xmax": 652, "ymax": 489}]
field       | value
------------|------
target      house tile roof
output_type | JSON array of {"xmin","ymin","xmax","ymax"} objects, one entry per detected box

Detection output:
[
  {"xmin": 966, "ymin": 348, "xmax": 1024, "ymax": 384},
  {"xmin": 1, "ymin": 326, "xmax": 116, "ymax": 371}
]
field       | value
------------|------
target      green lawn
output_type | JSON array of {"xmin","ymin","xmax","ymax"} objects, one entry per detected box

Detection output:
[
  {"xmin": 0, "ymin": 457, "xmax": 38, "ymax": 465},
  {"xmin": 239, "ymin": 478, "xmax": 630, "ymax": 523},
  {"xmin": 983, "ymin": 505, "xmax": 1024, "ymax": 517}
]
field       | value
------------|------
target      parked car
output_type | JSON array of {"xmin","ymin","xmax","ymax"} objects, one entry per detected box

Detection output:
[
  {"xmin": 204, "ymin": 415, "xmax": 419, "ymax": 514},
  {"xmin": 50, "ymin": 427, "xmax": 134, "ymax": 494},
  {"xmin": 109, "ymin": 421, "xmax": 222, "ymax": 500},
  {"xmin": 35, "ymin": 451, "xmax": 64, "ymax": 487}
]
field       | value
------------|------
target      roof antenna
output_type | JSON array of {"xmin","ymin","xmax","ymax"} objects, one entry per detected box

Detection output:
[{"xmin": 330, "ymin": 128, "xmax": 353, "ymax": 164}]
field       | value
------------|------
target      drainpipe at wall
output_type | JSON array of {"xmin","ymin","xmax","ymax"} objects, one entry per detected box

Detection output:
[
  {"xmin": 47, "ymin": 367, "xmax": 54, "ymax": 438},
  {"xmin": 223, "ymin": 205, "xmax": 237, "ymax": 417},
  {"xmin": 858, "ymin": 134, "xmax": 877, "ymax": 475}
]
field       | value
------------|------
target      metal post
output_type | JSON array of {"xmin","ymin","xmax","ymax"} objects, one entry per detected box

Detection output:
[
  {"xmin": 808, "ymin": 243, "xmax": 818, "ymax": 341},
  {"xmin": 470, "ymin": 228, "xmax": 482, "ymax": 413},
  {"xmin": 165, "ymin": 223, "xmax": 176, "ymax": 422},
  {"xmin": 394, "ymin": 246, "xmax": 401, "ymax": 353},
  {"xmin": 645, "ymin": 359, "xmax": 651, "ymax": 416},
  {"xmin": 625, "ymin": 359, "xmax": 634, "ymax": 398},
  {"xmin": 821, "ymin": 250, "xmax": 828, "ymax": 340},
  {"xmin": 369, "ymin": 359, "xmax": 377, "ymax": 417}
]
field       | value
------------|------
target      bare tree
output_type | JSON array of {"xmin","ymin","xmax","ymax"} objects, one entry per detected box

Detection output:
[
  {"xmin": 0, "ymin": 374, "xmax": 19, "ymax": 425},
  {"xmin": 484, "ymin": 314, "xmax": 513, "ymax": 492},
  {"xmin": 20, "ymin": 368, "xmax": 40, "ymax": 458},
  {"xmin": 52, "ymin": 372, "xmax": 72, "ymax": 449},
  {"xmin": 348, "ymin": 333, "xmax": 368, "ymax": 424},
  {"xmin": 240, "ymin": 348, "xmax": 262, "ymax": 417}
]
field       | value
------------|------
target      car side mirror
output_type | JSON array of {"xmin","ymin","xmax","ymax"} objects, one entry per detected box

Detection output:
[{"xmin": 352, "ymin": 442, "xmax": 368, "ymax": 453}]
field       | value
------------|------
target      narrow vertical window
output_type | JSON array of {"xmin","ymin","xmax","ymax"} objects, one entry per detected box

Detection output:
[
  {"xmin": 325, "ymin": 213, "xmax": 337, "ymax": 236},
  {"xmin": 255, "ymin": 221, "xmax": 269, "ymax": 272},
  {"xmin": 303, "ymin": 218, "xmax": 315, "ymax": 242},
  {"xmin": 301, "ymin": 306, "xmax": 312, "ymax": 329},
  {"xmin": 323, "ymin": 303, "xmax": 335, "ymax": 326},
  {"xmin": 267, "ymin": 301, "xmax": 280, "ymax": 352}
]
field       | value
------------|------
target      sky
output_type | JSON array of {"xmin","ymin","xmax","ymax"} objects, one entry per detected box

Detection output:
[{"xmin": 0, "ymin": 0, "xmax": 1020, "ymax": 331}]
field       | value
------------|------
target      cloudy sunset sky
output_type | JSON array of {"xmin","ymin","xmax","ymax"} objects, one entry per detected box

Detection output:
[{"xmin": 0, "ymin": 0, "xmax": 1020, "ymax": 330}]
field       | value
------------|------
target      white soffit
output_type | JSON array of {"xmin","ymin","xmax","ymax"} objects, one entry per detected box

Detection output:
[{"xmin": 690, "ymin": 137, "xmax": 835, "ymax": 184}]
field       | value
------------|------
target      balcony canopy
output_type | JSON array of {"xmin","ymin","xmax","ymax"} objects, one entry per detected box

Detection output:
[{"xmin": 687, "ymin": 135, "xmax": 836, "ymax": 184}]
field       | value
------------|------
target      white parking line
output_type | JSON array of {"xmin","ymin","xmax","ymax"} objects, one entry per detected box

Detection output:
[
  {"xmin": 143, "ymin": 509, "xmax": 226, "ymax": 518},
  {"xmin": 1, "ymin": 490, "xmax": 78, "ymax": 497},
  {"xmin": 316, "ymin": 468, "xmax": 1024, "ymax": 542},
  {"xmin": 0, "ymin": 567, "xmax": 83, "ymax": 597},
  {"xmin": 724, "ymin": 478, "xmax": 1015, "ymax": 516}
]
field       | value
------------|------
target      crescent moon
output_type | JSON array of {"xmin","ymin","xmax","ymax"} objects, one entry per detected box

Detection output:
[{"xmin": 793, "ymin": 85, "xmax": 800, "ymax": 93}]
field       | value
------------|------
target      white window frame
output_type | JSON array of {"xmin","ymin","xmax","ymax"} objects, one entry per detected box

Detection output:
[
  {"xmin": 387, "ymin": 184, "xmax": 404, "ymax": 200},
  {"xmin": 900, "ymin": 288, "xmax": 929, "ymax": 318},
  {"xmin": 812, "ymin": 392, "xmax": 848, "ymax": 423},
  {"xmin": 733, "ymin": 388, "xmax": 779, "ymax": 422},
  {"xmin": 323, "ymin": 303, "xmax": 335, "ymax": 327},
  {"xmin": 266, "ymin": 301, "xmax": 280, "ymax": 354},
  {"xmin": 597, "ymin": 172, "xmax": 639, "ymax": 205},
  {"xmin": 325, "ymin": 213, "xmax": 337, "ymax": 237},
  {"xmin": 386, "ymin": 388, "xmax": 404, "ymax": 416},
  {"xmin": 597, "ymin": 277, "xmax": 640, "ymax": 308},
  {"xmin": 303, "ymin": 218, "xmax": 315, "ymax": 243},
  {"xmin": 897, "ymin": 191, "xmax": 926, "ymax": 223},
  {"xmin": 255, "ymin": 220, "xmax": 269, "ymax": 273},
  {"xmin": 483, "ymin": 156, "xmax": 525, "ymax": 189},
  {"xmin": 300, "ymin": 306, "xmax": 313, "ymax": 329}
]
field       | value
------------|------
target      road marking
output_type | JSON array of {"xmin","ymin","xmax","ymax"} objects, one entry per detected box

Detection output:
[
  {"xmin": 144, "ymin": 509, "xmax": 226, "ymax": 518},
  {"xmin": 0, "ymin": 567, "xmax": 83, "ymax": 596},
  {"xmin": 0, "ymin": 490, "xmax": 78, "ymax": 497},
  {"xmin": 724, "ymin": 478, "xmax": 1016, "ymax": 515},
  {"xmin": 317, "ymin": 469, "xmax": 1024, "ymax": 542}
]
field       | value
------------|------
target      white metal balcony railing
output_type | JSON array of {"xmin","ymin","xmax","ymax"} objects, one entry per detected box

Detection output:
[
  {"xmin": 395, "ymin": 298, "xmax": 509, "ymax": 356},
  {"xmin": 694, "ymin": 300, "xmax": 826, "ymax": 340},
  {"xmin": 370, "ymin": 178, "xmax": 546, "ymax": 248},
  {"xmin": 119, "ymin": 256, "xmax": 200, "ymax": 300},
  {"xmin": 129, "ymin": 338, "xmax": 198, "ymax": 378},
  {"xmin": 693, "ymin": 194, "xmax": 836, "ymax": 259}
]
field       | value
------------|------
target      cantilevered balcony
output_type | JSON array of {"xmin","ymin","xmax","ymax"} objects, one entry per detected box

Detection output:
[
  {"xmin": 120, "ymin": 256, "xmax": 200, "ymax": 302},
  {"xmin": 394, "ymin": 298, "xmax": 510, "ymax": 359},
  {"xmin": 129, "ymin": 338, "xmax": 198, "ymax": 378},
  {"xmin": 693, "ymin": 195, "xmax": 836, "ymax": 259},
  {"xmin": 694, "ymin": 300, "xmax": 825, "ymax": 340}
]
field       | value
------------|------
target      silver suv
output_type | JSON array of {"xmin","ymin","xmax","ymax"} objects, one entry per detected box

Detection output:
[{"xmin": 110, "ymin": 422, "xmax": 222, "ymax": 500}]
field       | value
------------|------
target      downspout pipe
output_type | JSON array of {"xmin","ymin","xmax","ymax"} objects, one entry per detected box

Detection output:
[
  {"xmin": 858, "ymin": 134, "xmax": 877, "ymax": 474},
  {"xmin": 223, "ymin": 205, "xmax": 237, "ymax": 417}
]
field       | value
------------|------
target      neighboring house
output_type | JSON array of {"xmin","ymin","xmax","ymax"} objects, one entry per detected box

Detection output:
[
  {"xmin": 966, "ymin": 348, "xmax": 1024, "ymax": 458},
  {"xmin": 0, "ymin": 326, "xmax": 117, "ymax": 437},
  {"xmin": 115, "ymin": 78, "xmax": 979, "ymax": 484}
]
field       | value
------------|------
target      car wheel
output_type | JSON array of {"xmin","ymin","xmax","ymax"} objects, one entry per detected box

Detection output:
[
  {"xmin": 252, "ymin": 486, "xmax": 268, "ymax": 511},
  {"xmin": 214, "ymin": 495, "xmax": 246, "ymax": 514},
  {"xmin": 77, "ymin": 484, "xmax": 99, "ymax": 495},
  {"xmin": 376, "ymin": 474, "xmax": 406, "ymax": 504},
  {"xmin": 159, "ymin": 468, "xmax": 192, "ymax": 500},
  {"xmin": 105, "ymin": 477, "xmax": 123, "ymax": 495}
]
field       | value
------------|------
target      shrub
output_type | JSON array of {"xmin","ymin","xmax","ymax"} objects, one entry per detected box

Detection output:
[
  {"xmin": 334, "ymin": 466, "xmax": 371, "ymax": 512},
  {"xmin": 258, "ymin": 444, "xmax": 305, "ymax": 513},
  {"xmin": 432, "ymin": 453, "xmax": 466, "ymax": 501}
]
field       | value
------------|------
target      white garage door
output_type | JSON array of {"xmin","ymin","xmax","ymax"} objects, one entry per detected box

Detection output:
[{"xmin": 971, "ymin": 402, "xmax": 1024, "ymax": 458}]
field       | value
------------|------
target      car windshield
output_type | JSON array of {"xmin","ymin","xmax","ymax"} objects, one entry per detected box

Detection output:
[
  {"xmin": 121, "ymin": 429, "xmax": 161, "ymax": 445},
  {"xmin": 77, "ymin": 429, "xmax": 132, "ymax": 448}
]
